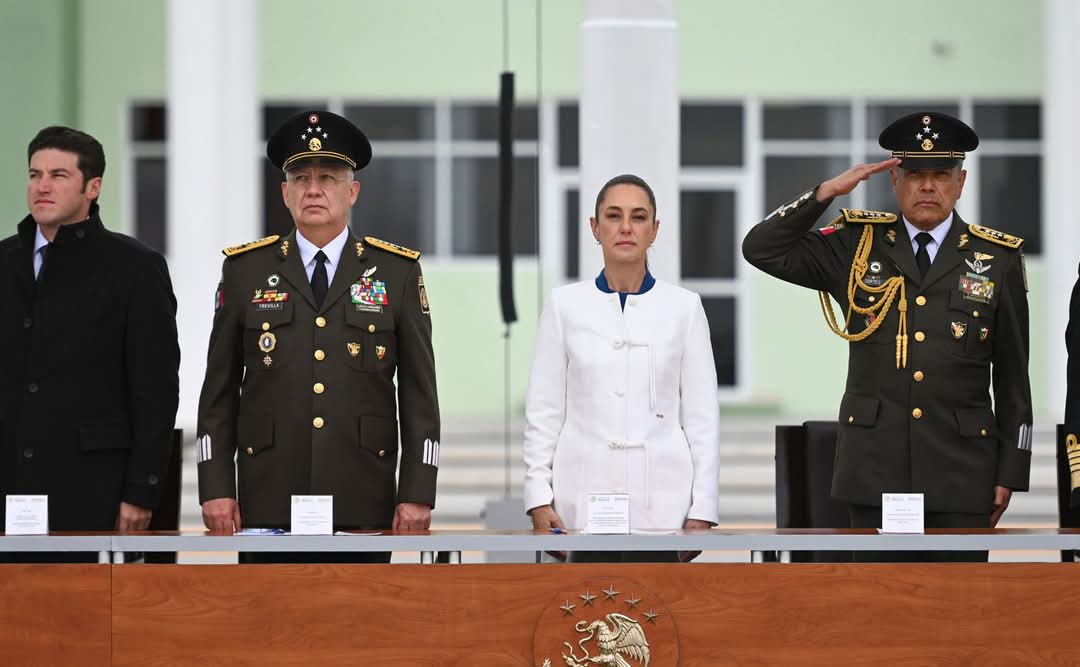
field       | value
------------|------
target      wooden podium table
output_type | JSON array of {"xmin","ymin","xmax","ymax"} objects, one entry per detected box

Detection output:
[{"xmin": 3, "ymin": 530, "xmax": 1079, "ymax": 665}]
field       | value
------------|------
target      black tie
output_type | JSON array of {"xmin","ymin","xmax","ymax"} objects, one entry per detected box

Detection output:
[
  {"xmin": 914, "ymin": 232, "xmax": 933, "ymax": 278},
  {"xmin": 36, "ymin": 244, "xmax": 50, "ymax": 282},
  {"xmin": 311, "ymin": 250, "xmax": 329, "ymax": 308}
]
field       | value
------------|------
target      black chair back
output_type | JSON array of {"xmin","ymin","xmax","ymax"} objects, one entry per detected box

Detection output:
[{"xmin": 776, "ymin": 421, "xmax": 851, "ymax": 562}]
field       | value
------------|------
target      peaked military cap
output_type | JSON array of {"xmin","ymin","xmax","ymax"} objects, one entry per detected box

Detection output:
[
  {"xmin": 266, "ymin": 110, "xmax": 372, "ymax": 172},
  {"xmin": 878, "ymin": 111, "xmax": 978, "ymax": 170}
]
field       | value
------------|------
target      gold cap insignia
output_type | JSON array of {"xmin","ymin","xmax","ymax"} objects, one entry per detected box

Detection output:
[
  {"xmin": 309, "ymin": 137, "xmax": 322, "ymax": 151},
  {"xmin": 921, "ymin": 138, "xmax": 934, "ymax": 151}
]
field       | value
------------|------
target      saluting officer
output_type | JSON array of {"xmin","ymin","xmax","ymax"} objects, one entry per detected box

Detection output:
[
  {"xmin": 743, "ymin": 112, "xmax": 1032, "ymax": 561},
  {"xmin": 196, "ymin": 110, "xmax": 440, "ymax": 562}
]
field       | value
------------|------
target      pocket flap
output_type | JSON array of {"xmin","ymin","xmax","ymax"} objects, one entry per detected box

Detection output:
[
  {"xmin": 237, "ymin": 415, "xmax": 275, "ymax": 455},
  {"xmin": 359, "ymin": 415, "xmax": 398, "ymax": 456},
  {"xmin": 345, "ymin": 307, "xmax": 395, "ymax": 332},
  {"xmin": 244, "ymin": 302, "xmax": 294, "ymax": 329},
  {"xmin": 954, "ymin": 408, "xmax": 997, "ymax": 438},
  {"xmin": 839, "ymin": 393, "xmax": 880, "ymax": 427},
  {"xmin": 80, "ymin": 423, "xmax": 132, "ymax": 451}
]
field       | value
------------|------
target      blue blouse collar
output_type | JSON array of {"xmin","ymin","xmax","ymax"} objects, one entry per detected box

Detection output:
[{"xmin": 595, "ymin": 268, "xmax": 655, "ymax": 295}]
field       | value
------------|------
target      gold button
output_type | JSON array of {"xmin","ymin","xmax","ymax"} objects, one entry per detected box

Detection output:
[
  {"xmin": 367, "ymin": 324, "xmax": 376, "ymax": 333},
  {"xmin": 973, "ymin": 310, "xmax": 980, "ymax": 318},
  {"xmin": 378, "ymin": 449, "xmax": 386, "ymax": 457},
  {"xmin": 314, "ymin": 349, "xmax": 326, "ymax": 361},
  {"xmin": 315, "ymin": 316, "xmax": 327, "ymax": 328},
  {"xmin": 847, "ymin": 416, "xmax": 854, "ymax": 424},
  {"xmin": 261, "ymin": 322, "xmax": 270, "ymax": 331},
  {"xmin": 313, "ymin": 417, "xmax": 325, "ymax": 429},
  {"xmin": 313, "ymin": 382, "xmax": 325, "ymax": 394},
  {"xmin": 912, "ymin": 408, "xmax": 923, "ymax": 419},
  {"xmin": 915, "ymin": 296, "xmax": 927, "ymax": 306},
  {"xmin": 980, "ymin": 428, "xmax": 988, "ymax": 437},
  {"xmin": 914, "ymin": 331, "xmax": 925, "ymax": 342},
  {"xmin": 246, "ymin": 447, "xmax": 254, "ymax": 456},
  {"xmin": 913, "ymin": 370, "xmax": 925, "ymax": 382}
]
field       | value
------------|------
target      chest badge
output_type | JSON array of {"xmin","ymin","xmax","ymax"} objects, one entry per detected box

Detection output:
[
  {"xmin": 375, "ymin": 345, "xmax": 387, "ymax": 360},
  {"xmin": 347, "ymin": 342, "xmax": 361, "ymax": 357},
  {"xmin": 350, "ymin": 277, "xmax": 389, "ymax": 309},
  {"xmin": 958, "ymin": 273, "xmax": 994, "ymax": 303},
  {"xmin": 258, "ymin": 332, "xmax": 277, "ymax": 353},
  {"xmin": 951, "ymin": 321, "xmax": 967, "ymax": 339},
  {"xmin": 267, "ymin": 274, "xmax": 281, "ymax": 287},
  {"xmin": 964, "ymin": 258, "xmax": 992, "ymax": 274},
  {"xmin": 979, "ymin": 327, "xmax": 990, "ymax": 343}
]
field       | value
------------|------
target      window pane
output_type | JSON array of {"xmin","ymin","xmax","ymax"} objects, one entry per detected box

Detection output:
[
  {"xmin": 351, "ymin": 157, "xmax": 436, "ymax": 253},
  {"xmin": 565, "ymin": 189, "xmax": 579, "ymax": 280},
  {"xmin": 452, "ymin": 157, "xmax": 537, "ymax": 255},
  {"xmin": 451, "ymin": 103, "xmax": 538, "ymax": 140},
  {"xmin": 131, "ymin": 105, "xmax": 166, "ymax": 141},
  {"xmin": 866, "ymin": 103, "xmax": 959, "ymax": 139},
  {"xmin": 864, "ymin": 169, "xmax": 897, "ymax": 213},
  {"xmin": 558, "ymin": 103, "xmax": 578, "ymax": 167},
  {"xmin": 764, "ymin": 157, "xmax": 849, "ymax": 226},
  {"xmin": 262, "ymin": 161, "xmax": 294, "ymax": 238},
  {"xmin": 134, "ymin": 157, "xmax": 167, "ymax": 253},
  {"xmin": 263, "ymin": 103, "xmax": 325, "ymax": 140},
  {"xmin": 680, "ymin": 190, "xmax": 736, "ymax": 279},
  {"xmin": 978, "ymin": 156, "xmax": 1041, "ymax": 254},
  {"xmin": 681, "ymin": 104, "xmax": 742, "ymax": 166},
  {"xmin": 973, "ymin": 103, "xmax": 1040, "ymax": 140},
  {"xmin": 701, "ymin": 296, "xmax": 736, "ymax": 387},
  {"xmin": 344, "ymin": 104, "xmax": 435, "ymax": 141},
  {"xmin": 763, "ymin": 104, "xmax": 851, "ymax": 140}
]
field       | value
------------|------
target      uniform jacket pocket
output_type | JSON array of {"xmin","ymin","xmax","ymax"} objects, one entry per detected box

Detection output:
[
  {"xmin": 954, "ymin": 408, "xmax": 998, "ymax": 439},
  {"xmin": 237, "ymin": 414, "xmax": 275, "ymax": 457},
  {"xmin": 345, "ymin": 309, "xmax": 397, "ymax": 370},
  {"xmin": 839, "ymin": 393, "xmax": 881, "ymax": 427},
  {"xmin": 359, "ymin": 415, "xmax": 398, "ymax": 459}
]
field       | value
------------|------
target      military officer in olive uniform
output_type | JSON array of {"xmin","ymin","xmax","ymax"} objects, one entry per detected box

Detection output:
[
  {"xmin": 196, "ymin": 111, "xmax": 440, "ymax": 562},
  {"xmin": 1065, "ymin": 268, "xmax": 1080, "ymax": 508},
  {"xmin": 743, "ymin": 112, "xmax": 1032, "ymax": 561}
]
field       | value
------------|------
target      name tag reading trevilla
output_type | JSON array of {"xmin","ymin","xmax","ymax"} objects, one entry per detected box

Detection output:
[
  {"xmin": 290, "ymin": 495, "xmax": 333, "ymax": 535},
  {"xmin": 881, "ymin": 493, "xmax": 925, "ymax": 533},
  {"xmin": 5, "ymin": 495, "xmax": 48, "ymax": 535},
  {"xmin": 585, "ymin": 493, "xmax": 630, "ymax": 534}
]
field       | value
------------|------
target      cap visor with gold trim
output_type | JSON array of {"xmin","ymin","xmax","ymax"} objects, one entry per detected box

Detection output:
[
  {"xmin": 266, "ymin": 110, "xmax": 372, "ymax": 172},
  {"xmin": 878, "ymin": 111, "xmax": 978, "ymax": 170}
]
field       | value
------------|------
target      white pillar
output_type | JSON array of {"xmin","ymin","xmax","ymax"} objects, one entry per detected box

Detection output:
[
  {"xmin": 1043, "ymin": 0, "xmax": 1080, "ymax": 418},
  {"xmin": 579, "ymin": 0, "xmax": 679, "ymax": 282},
  {"xmin": 167, "ymin": 0, "xmax": 259, "ymax": 429}
]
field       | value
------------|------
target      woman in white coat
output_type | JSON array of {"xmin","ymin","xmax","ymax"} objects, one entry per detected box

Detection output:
[{"xmin": 523, "ymin": 174, "xmax": 720, "ymax": 562}]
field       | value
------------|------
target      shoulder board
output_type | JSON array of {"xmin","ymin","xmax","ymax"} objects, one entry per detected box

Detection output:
[
  {"xmin": 968, "ymin": 224, "xmax": 1023, "ymax": 249},
  {"xmin": 222, "ymin": 235, "xmax": 280, "ymax": 257},
  {"xmin": 840, "ymin": 208, "xmax": 897, "ymax": 224},
  {"xmin": 364, "ymin": 236, "xmax": 420, "ymax": 260}
]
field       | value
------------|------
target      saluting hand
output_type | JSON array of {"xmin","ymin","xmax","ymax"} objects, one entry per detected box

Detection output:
[
  {"xmin": 816, "ymin": 158, "xmax": 901, "ymax": 202},
  {"xmin": 202, "ymin": 497, "xmax": 242, "ymax": 535},
  {"xmin": 393, "ymin": 501, "xmax": 432, "ymax": 532}
]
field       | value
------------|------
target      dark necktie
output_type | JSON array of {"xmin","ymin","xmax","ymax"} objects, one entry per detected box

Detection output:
[
  {"xmin": 311, "ymin": 250, "xmax": 329, "ymax": 308},
  {"xmin": 36, "ymin": 244, "xmax": 50, "ymax": 282},
  {"xmin": 914, "ymin": 232, "xmax": 933, "ymax": 278}
]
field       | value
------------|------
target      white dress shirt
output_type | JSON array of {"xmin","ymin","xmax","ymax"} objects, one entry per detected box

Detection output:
[
  {"xmin": 295, "ymin": 226, "xmax": 350, "ymax": 286},
  {"xmin": 903, "ymin": 212, "xmax": 953, "ymax": 264},
  {"xmin": 33, "ymin": 226, "xmax": 48, "ymax": 278}
]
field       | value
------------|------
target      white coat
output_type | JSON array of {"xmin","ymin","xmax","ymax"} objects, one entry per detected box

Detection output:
[{"xmin": 523, "ymin": 278, "xmax": 721, "ymax": 530}]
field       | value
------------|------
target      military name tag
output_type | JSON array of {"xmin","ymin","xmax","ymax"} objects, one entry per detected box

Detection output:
[{"xmin": 958, "ymin": 274, "xmax": 994, "ymax": 303}]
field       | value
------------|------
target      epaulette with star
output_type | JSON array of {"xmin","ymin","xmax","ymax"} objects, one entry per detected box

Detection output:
[
  {"xmin": 222, "ymin": 235, "xmax": 281, "ymax": 257},
  {"xmin": 968, "ymin": 224, "xmax": 1023, "ymax": 249},
  {"xmin": 840, "ymin": 208, "xmax": 897, "ymax": 224},
  {"xmin": 365, "ymin": 236, "xmax": 421, "ymax": 260}
]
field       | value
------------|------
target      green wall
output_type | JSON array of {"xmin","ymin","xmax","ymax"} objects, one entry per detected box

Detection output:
[{"xmin": 0, "ymin": 0, "xmax": 1050, "ymax": 417}]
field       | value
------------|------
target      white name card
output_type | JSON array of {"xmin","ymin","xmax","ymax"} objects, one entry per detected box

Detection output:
[
  {"xmin": 585, "ymin": 493, "xmax": 630, "ymax": 535},
  {"xmin": 5, "ymin": 495, "xmax": 48, "ymax": 535},
  {"xmin": 881, "ymin": 493, "xmax": 925, "ymax": 534},
  {"xmin": 290, "ymin": 495, "xmax": 333, "ymax": 535}
]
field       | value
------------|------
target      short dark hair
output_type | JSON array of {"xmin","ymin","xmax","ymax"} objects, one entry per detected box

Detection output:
[
  {"xmin": 594, "ymin": 173, "xmax": 657, "ymax": 220},
  {"xmin": 28, "ymin": 126, "xmax": 106, "ymax": 192}
]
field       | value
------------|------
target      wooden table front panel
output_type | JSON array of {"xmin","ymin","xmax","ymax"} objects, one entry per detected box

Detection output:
[
  {"xmin": 0, "ymin": 565, "xmax": 110, "ymax": 667},
  {"xmin": 111, "ymin": 563, "xmax": 1080, "ymax": 666}
]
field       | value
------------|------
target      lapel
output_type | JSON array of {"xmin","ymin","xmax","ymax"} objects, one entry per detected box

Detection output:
[
  {"xmin": 321, "ymin": 232, "xmax": 370, "ymax": 312},
  {"xmin": 878, "ymin": 220, "xmax": 922, "ymax": 286},
  {"xmin": 11, "ymin": 217, "xmax": 36, "ymax": 300},
  {"xmin": 920, "ymin": 215, "xmax": 967, "ymax": 290},
  {"xmin": 273, "ymin": 229, "xmax": 317, "ymax": 310}
]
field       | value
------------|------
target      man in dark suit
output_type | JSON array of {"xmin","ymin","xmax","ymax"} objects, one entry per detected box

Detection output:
[
  {"xmin": 0, "ymin": 126, "xmax": 180, "ymax": 560},
  {"xmin": 743, "ymin": 112, "xmax": 1032, "ymax": 561},
  {"xmin": 1066, "ymin": 269, "xmax": 1080, "ymax": 508},
  {"xmin": 196, "ymin": 110, "xmax": 440, "ymax": 563}
]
